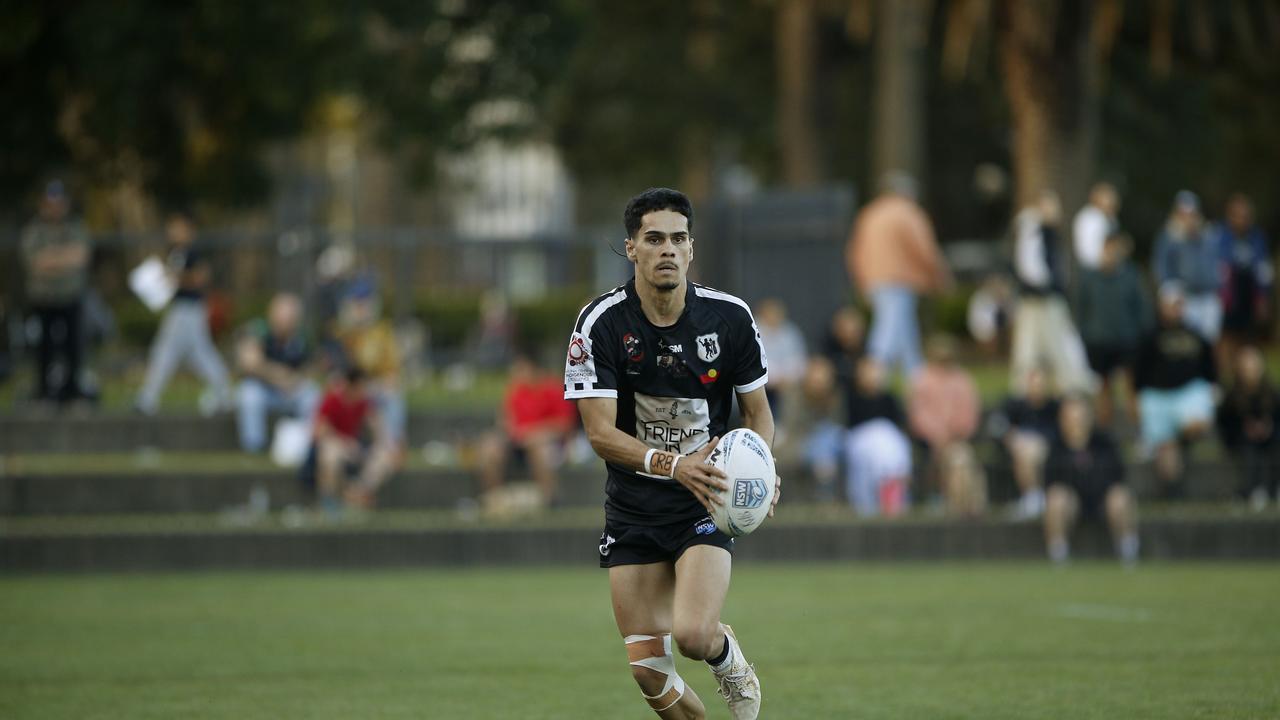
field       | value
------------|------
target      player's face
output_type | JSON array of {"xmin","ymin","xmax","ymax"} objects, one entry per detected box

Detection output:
[{"xmin": 627, "ymin": 210, "xmax": 692, "ymax": 292}]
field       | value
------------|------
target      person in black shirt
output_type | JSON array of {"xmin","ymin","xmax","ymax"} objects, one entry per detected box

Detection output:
[
  {"xmin": 565, "ymin": 188, "xmax": 775, "ymax": 719},
  {"xmin": 993, "ymin": 365, "xmax": 1060, "ymax": 519},
  {"xmin": 1135, "ymin": 283, "xmax": 1217, "ymax": 497},
  {"xmin": 844, "ymin": 357, "xmax": 911, "ymax": 516},
  {"xmin": 235, "ymin": 293, "xmax": 319, "ymax": 452},
  {"xmin": 1216, "ymin": 346, "xmax": 1279, "ymax": 508},
  {"xmin": 1044, "ymin": 395, "xmax": 1139, "ymax": 564}
]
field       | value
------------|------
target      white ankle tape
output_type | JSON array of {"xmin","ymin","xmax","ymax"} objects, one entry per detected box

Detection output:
[{"xmin": 625, "ymin": 634, "xmax": 686, "ymax": 712}]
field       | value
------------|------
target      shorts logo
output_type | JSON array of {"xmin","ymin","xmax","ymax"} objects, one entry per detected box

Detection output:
[
  {"xmin": 567, "ymin": 335, "xmax": 590, "ymax": 366},
  {"xmin": 694, "ymin": 517, "xmax": 717, "ymax": 535},
  {"xmin": 599, "ymin": 533, "xmax": 617, "ymax": 557},
  {"xmin": 734, "ymin": 478, "xmax": 767, "ymax": 509},
  {"xmin": 696, "ymin": 333, "xmax": 720, "ymax": 362}
]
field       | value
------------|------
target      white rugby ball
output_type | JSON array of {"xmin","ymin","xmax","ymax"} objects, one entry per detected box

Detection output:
[{"xmin": 705, "ymin": 428, "xmax": 776, "ymax": 537}]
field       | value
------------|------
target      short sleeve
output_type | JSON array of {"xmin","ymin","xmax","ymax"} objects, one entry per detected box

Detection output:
[
  {"xmin": 731, "ymin": 307, "xmax": 769, "ymax": 394},
  {"xmin": 564, "ymin": 318, "xmax": 618, "ymax": 400}
]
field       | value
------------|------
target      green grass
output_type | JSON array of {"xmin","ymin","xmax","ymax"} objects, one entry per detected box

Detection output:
[{"xmin": 1, "ymin": 563, "xmax": 1277, "ymax": 719}]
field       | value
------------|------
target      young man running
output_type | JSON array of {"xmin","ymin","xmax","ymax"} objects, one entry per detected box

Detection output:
[{"xmin": 564, "ymin": 188, "xmax": 780, "ymax": 719}]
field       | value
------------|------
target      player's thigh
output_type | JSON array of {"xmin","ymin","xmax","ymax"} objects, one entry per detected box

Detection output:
[
  {"xmin": 672, "ymin": 544, "xmax": 732, "ymax": 639},
  {"xmin": 609, "ymin": 561, "xmax": 676, "ymax": 636}
]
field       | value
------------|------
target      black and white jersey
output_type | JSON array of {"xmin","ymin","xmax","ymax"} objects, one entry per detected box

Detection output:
[{"xmin": 564, "ymin": 278, "xmax": 769, "ymax": 525}]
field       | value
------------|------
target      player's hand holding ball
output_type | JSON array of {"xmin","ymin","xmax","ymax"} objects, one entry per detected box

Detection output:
[{"xmin": 669, "ymin": 435, "xmax": 730, "ymax": 514}]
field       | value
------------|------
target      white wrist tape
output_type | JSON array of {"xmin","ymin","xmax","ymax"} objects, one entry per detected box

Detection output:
[
  {"xmin": 669, "ymin": 454, "xmax": 683, "ymax": 478},
  {"xmin": 644, "ymin": 448, "xmax": 657, "ymax": 475}
]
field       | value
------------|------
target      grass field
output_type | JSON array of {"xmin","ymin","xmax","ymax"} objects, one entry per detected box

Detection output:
[{"xmin": 2, "ymin": 564, "xmax": 1277, "ymax": 719}]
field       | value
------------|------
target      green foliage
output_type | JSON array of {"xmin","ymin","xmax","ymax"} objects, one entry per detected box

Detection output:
[
  {"xmin": 511, "ymin": 287, "xmax": 590, "ymax": 355},
  {"xmin": 414, "ymin": 292, "xmax": 482, "ymax": 352}
]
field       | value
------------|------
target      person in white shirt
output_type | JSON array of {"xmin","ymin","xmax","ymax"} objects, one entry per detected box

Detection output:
[
  {"xmin": 755, "ymin": 298, "xmax": 806, "ymax": 424},
  {"xmin": 1072, "ymin": 182, "xmax": 1120, "ymax": 270}
]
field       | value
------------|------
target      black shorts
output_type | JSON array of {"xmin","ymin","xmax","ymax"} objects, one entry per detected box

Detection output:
[
  {"xmin": 1048, "ymin": 478, "xmax": 1122, "ymax": 521},
  {"xmin": 1085, "ymin": 344, "xmax": 1134, "ymax": 378},
  {"xmin": 598, "ymin": 515, "xmax": 735, "ymax": 568}
]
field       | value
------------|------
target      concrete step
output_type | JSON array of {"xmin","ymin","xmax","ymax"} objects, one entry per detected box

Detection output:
[
  {"xmin": 3, "ymin": 512, "xmax": 1276, "ymax": 572},
  {"xmin": 0, "ymin": 412, "xmax": 491, "ymax": 454}
]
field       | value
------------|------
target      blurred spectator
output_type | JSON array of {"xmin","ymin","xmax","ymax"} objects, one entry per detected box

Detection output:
[
  {"xmin": 477, "ymin": 351, "xmax": 576, "ymax": 510},
  {"xmin": 992, "ymin": 365, "xmax": 1060, "ymax": 519},
  {"xmin": 1153, "ymin": 191, "xmax": 1220, "ymax": 341},
  {"xmin": 821, "ymin": 306, "xmax": 865, "ymax": 395},
  {"xmin": 1043, "ymin": 395, "xmax": 1139, "ymax": 564},
  {"xmin": 1010, "ymin": 190, "xmax": 1092, "ymax": 396},
  {"xmin": 314, "ymin": 244, "xmax": 358, "ymax": 359},
  {"xmin": 1071, "ymin": 181, "xmax": 1120, "ymax": 271},
  {"xmin": 1134, "ymin": 283, "xmax": 1217, "ymax": 497},
  {"xmin": 1209, "ymin": 193, "xmax": 1273, "ymax": 377},
  {"xmin": 1216, "ymin": 346, "xmax": 1278, "ymax": 510},
  {"xmin": 755, "ymin": 298, "xmax": 807, "ymax": 420},
  {"xmin": 135, "ymin": 210, "xmax": 233, "ymax": 416},
  {"xmin": 1075, "ymin": 231, "xmax": 1151, "ymax": 427},
  {"xmin": 20, "ymin": 180, "xmax": 92, "ymax": 407},
  {"xmin": 335, "ymin": 280, "xmax": 407, "ymax": 449},
  {"xmin": 908, "ymin": 335, "xmax": 984, "ymax": 515},
  {"xmin": 846, "ymin": 172, "xmax": 950, "ymax": 380},
  {"xmin": 966, "ymin": 274, "xmax": 1014, "ymax": 357},
  {"xmin": 235, "ymin": 293, "xmax": 319, "ymax": 453},
  {"xmin": 473, "ymin": 290, "xmax": 516, "ymax": 371},
  {"xmin": 844, "ymin": 357, "xmax": 911, "ymax": 516},
  {"xmin": 776, "ymin": 356, "xmax": 844, "ymax": 505},
  {"xmin": 312, "ymin": 367, "xmax": 396, "ymax": 512}
]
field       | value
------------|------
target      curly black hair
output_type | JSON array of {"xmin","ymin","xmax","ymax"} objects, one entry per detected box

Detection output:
[{"xmin": 623, "ymin": 188, "xmax": 693, "ymax": 239}]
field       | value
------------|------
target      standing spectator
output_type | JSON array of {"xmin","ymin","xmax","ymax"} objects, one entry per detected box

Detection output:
[
  {"xmin": 476, "ymin": 351, "xmax": 577, "ymax": 510},
  {"xmin": 235, "ymin": 293, "xmax": 320, "ymax": 453},
  {"xmin": 1071, "ymin": 181, "xmax": 1120, "ymax": 271},
  {"xmin": 312, "ymin": 367, "xmax": 396, "ymax": 512},
  {"xmin": 993, "ymin": 365, "xmax": 1060, "ymax": 519},
  {"xmin": 1076, "ymin": 231, "xmax": 1151, "ymax": 427},
  {"xmin": 846, "ymin": 172, "xmax": 951, "ymax": 380},
  {"xmin": 20, "ymin": 180, "xmax": 92, "ymax": 407},
  {"xmin": 135, "ymin": 210, "xmax": 233, "ymax": 415},
  {"xmin": 1043, "ymin": 395, "xmax": 1139, "ymax": 564},
  {"xmin": 844, "ymin": 357, "xmax": 911, "ymax": 516},
  {"xmin": 1010, "ymin": 190, "xmax": 1092, "ymax": 396},
  {"xmin": 1153, "ymin": 191, "xmax": 1220, "ymax": 341},
  {"xmin": 776, "ymin": 356, "xmax": 845, "ymax": 505},
  {"xmin": 1209, "ymin": 193, "xmax": 1273, "ymax": 376},
  {"xmin": 1216, "ymin": 346, "xmax": 1279, "ymax": 510},
  {"xmin": 1134, "ymin": 283, "xmax": 1218, "ymax": 498},
  {"xmin": 335, "ymin": 280, "xmax": 406, "ymax": 449},
  {"xmin": 908, "ymin": 335, "xmax": 984, "ymax": 515},
  {"xmin": 755, "ymin": 297, "xmax": 807, "ymax": 421}
]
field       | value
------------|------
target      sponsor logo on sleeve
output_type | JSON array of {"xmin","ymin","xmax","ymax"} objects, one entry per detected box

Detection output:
[{"xmin": 565, "ymin": 332, "xmax": 596, "ymax": 383}]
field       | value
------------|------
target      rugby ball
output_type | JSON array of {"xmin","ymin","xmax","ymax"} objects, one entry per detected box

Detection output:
[{"xmin": 705, "ymin": 428, "xmax": 776, "ymax": 537}]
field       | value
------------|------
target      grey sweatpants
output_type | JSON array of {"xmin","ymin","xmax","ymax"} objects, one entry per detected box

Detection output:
[{"xmin": 136, "ymin": 299, "xmax": 232, "ymax": 413}]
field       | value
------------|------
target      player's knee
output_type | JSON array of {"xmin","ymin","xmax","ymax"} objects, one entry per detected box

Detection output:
[
  {"xmin": 626, "ymin": 634, "xmax": 686, "ymax": 712},
  {"xmin": 629, "ymin": 664, "xmax": 667, "ymax": 696},
  {"xmin": 672, "ymin": 622, "xmax": 719, "ymax": 660}
]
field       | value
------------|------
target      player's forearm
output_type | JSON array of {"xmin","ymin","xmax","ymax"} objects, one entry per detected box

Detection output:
[
  {"xmin": 738, "ymin": 405, "xmax": 775, "ymax": 450},
  {"xmin": 583, "ymin": 423, "xmax": 663, "ymax": 474}
]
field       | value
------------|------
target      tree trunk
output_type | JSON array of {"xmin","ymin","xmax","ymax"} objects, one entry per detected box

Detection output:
[
  {"xmin": 681, "ymin": 0, "xmax": 719, "ymax": 204},
  {"xmin": 871, "ymin": 0, "xmax": 932, "ymax": 189},
  {"xmin": 777, "ymin": 0, "xmax": 821, "ymax": 187}
]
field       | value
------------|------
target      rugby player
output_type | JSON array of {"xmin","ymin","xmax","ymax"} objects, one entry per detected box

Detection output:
[{"xmin": 564, "ymin": 188, "xmax": 780, "ymax": 719}]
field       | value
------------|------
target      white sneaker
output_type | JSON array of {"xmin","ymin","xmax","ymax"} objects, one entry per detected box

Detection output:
[{"xmin": 712, "ymin": 625, "xmax": 761, "ymax": 720}]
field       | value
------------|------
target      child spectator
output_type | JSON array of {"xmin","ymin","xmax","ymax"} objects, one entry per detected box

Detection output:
[
  {"xmin": 909, "ymin": 335, "xmax": 984, "ymax": 515},
  {"xmin": 476, "ymin": 351, "xmax": 577, "ymax": 509},
  {"xmin": 1044, "ymin": 395, "xmax": 1139, "ymax": 564},
  {"xmin": 1134, "ymin": 283, "xmax": 1217, "ymax": 498},
  {"xmin": 1216, "ymin": 346, "xmax": 1279, "ymax": 510},
  {"xmin": 993, "ymin": 365, "xmax": 1060, "ymax": 519},
  {"xmin": 235, "ymin": 293, "xmax": 319, "ymax": 453},
  {"xmin": 844, "ymin": 357, "xmax": 911, "ymax": 516},
  {"xmin": 1075, "ymin": 231, "xmax": 1151, "ymax": 427},
  {"xmin": 312, "ymin": 367, "xmax": 396, "ymax": 512}
]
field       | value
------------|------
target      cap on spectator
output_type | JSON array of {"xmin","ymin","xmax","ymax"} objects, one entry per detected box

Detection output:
[
  {"xmin": 1158, "ymin": 280, "xmax": 1186, "ymax": 304},
  {"xmin": 44, "ymin": 179, "xmax": 67, "ymax": 200},
  {"xmin": 345, "ymin": 276, "xmax": 376, "ymax": 300},
  {"xmin": 1174, "ymin": 190, "xmax": 1199, "ymax": 213}
]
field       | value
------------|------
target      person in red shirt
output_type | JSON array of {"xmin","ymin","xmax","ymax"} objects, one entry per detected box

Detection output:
[
  {"xmin": 314, "ymin": 367, "xmax": 395, "ymax": 512},
  {"xmin": 477, "ymin": 351, "xmax": 577, "ymax": 509}
]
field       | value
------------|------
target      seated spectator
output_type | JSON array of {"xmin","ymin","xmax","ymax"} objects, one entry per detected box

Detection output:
[
  {"xmin": 822, "ymin": 305, "xmax": 865, "ymax": 396},
  {"xmin": 312, "ymin": 368, "xmax": 396, "ymax": 512},
  {"xmin": 755, "ymin": 298, "xmax": 807, "ymax": 421},
  {"xmin": 908, "ymin": 335, "xmax": 984, "ymax": 516},
  {"xmin": 135, "ymin": 209, "xmax": 234, "ymax": 416},
  {"xmin": 993, "ymin": 365, "xmax": 1060, "ymax": 519},
  {"xmin": 335, "ymin": 280, "xmax": 407, "ymax": 451},
  {"xmin": 1216, "ymin": 346, "xmax": 1279, "ymax": 509},
  {"xmin": 1135, "ymin": 283, "xmax": 1217, "ymax": 498},
  {"xmin": 844, "ymin": 357, "xmax": 911, "ymax": 516},
  {"xmin": 775, "ymin": 356, "xmax": 844, "ymax": 505},
  {"xmin": 235, "ymin": 293, "xmax": 319, "ymax": 453},
  {"xmin": 1044, "ymin": 395, "xmax": 1139, "ymax": 564},
  {"xmin": 1076, "ymin": 231, "xmax": 1151, "ymax": 427},
  {"xmin": 477, "ymin": 352, "xmax": 577, "ymax": 509}
]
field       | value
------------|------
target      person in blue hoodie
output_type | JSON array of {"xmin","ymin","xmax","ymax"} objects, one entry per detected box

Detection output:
[
  {"xmin": 1209, "ymin": 193, "xmax": 1273, "ymax": 378},
  {"xmin": 1153, "ymin": 191, "xmax": 1219, "ymax": 342}
]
